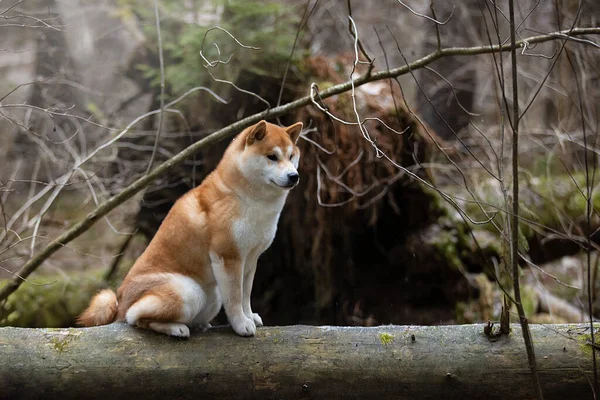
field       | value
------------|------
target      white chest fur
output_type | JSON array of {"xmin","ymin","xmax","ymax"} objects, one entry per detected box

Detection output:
[{"xmin": 231, "ymin": 194, "xmax": 287, "ymax": 256}]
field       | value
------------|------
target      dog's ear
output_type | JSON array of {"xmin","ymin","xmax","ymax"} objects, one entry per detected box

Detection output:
[
  {"xmin": 285, "ymin": 122, "xmax": 303, "ymax": 144},
  {"xmin": 246, "ymin": 120, "xmax": 267, "ymax": 146}
]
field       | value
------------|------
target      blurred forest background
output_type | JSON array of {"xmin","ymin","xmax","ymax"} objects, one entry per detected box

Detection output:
[{"xmin": 0, "ymin": 0, "xmax": 599, "ymax": 330}]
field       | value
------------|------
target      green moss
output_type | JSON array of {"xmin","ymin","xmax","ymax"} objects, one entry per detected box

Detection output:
[
  {"xmin": 422, "ymin": 186, "xmax": 451, "ymax": 219},
  {"xmin": 433, "ymin": 231, "xmax": 460, "ymax": 270},
  {"xmin": 519, "ymin": 284, "xmax": 539, "ymax": 319},
  {"xmin": 429, "ymin": 222, "xmax": 473, "ymax": 271},
  {"xmin": 379, "ymin": 332, "xmax": 394, "ymax": 345},
  {"xmin": 577, "ymin": 333, "xmax": 594, "ymax": 357},
  {"xmin": 46, "ymin": 329, "xmax": 81, "ymax": 353},
  {"xmin": 520, "ymin": 173, "xmax": 600, "ymax": 237},
  {"xmin": 50, "ymin": 336, "xmax": 70, "ymax": 353},
  {"xmin": 0, "ymin": 268, "xmax": 124, "ymax": 328},
  {"xmin": 446, "ymin": 172, "xmax": 600, "ymax": 243}
]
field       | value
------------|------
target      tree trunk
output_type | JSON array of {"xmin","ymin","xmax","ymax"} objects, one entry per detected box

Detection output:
[{"xmin": 0, "ymin": 323, "xmax": 595, "ymax": 399}]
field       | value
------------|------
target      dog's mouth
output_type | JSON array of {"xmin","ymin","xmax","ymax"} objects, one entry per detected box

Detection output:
[{"xmin": 270, "ymin": 179, "xmax": 297, "ymax": 189}]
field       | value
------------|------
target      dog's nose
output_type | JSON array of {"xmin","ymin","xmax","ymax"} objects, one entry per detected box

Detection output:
[{"xmin": 287, "ymin": 173, "xmax": 299, "ymax": 184}]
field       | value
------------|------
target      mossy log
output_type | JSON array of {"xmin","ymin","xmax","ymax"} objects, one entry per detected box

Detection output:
[{"xmin": 0, "ymin": 323, "xmax": 596, "ymax": 399}]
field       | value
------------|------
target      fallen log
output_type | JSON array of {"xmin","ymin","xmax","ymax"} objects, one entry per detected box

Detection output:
[{"xmin": 0, "ymin": 323, "xmax": 596, "ymax": 399}]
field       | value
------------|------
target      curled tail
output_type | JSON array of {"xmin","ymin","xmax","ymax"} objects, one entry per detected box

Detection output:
[{"xmin": 77, "ymin": 289, "xmax": 118, "ymax": 326}]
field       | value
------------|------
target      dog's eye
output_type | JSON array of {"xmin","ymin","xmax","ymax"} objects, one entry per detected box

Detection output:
[
  {"xmin": 267, "ymin": 154, "xmax": 278, "ymax": 161},
  {"xmin": 289, "ymin": 154, "xmax": 294, "ymax": 160}
]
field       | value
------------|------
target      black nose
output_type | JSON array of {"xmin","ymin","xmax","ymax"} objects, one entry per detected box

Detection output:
[{"xmin": 287, "ymin": 173, "xmax": 299, "ymax": 184}]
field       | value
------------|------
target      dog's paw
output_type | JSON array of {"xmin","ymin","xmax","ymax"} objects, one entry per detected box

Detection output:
[
  {"xmin": 251, "ymin": 313, "xmax": 263, "ymax": 327},
  {"xmin": 149, "ymin": 322, "xmax": 190, "ymax": 338},
  {"xmin": 231, "ymin": 316, "xmax": 256, "ymax": 337},
  {"xmin": 168, "ymin": 323, "xmax": 190, "ymax": 338}
]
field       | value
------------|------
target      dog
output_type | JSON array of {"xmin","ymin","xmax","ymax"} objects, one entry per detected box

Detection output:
[{"xmin": 78, "ymin": 120, "xmax": 302, "ymax": 337}]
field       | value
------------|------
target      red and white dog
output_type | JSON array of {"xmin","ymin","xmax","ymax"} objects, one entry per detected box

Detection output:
[{"xmin": 79, "ymin": 120, "xmax": 302, "ymax": 337}]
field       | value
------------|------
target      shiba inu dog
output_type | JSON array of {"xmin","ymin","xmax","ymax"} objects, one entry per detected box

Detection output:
[{"xmin": 78, "ymin": 120, "xmax": 302, "ymax": 337}]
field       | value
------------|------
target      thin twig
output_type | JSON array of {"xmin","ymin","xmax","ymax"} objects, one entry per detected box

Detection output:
[
  {"xmin": 429, "ymin": 2, "xmax": 442, "ymax": 51},
  {"xmin": 277, "ymin": 0, "xmax": 319, "ymax": 109},
  {"xmin": 0, "ymin": 191, "xmax": 7, "ymax": 238},
  {"xmin": 565, "ymin": 16, "xmax": 599, "ymax": 396},
  {"xmin": 347, "ymin": 0, "xmax": 374, "ymax": 70},
  {"xmin": 508, "ymin": 0, "xmax": 543, "ymax": 397},
  {"xmin": 520, "ymin": 6, "xmax": 583, "ymax": 120},
  {"xmin": 396, "ymin": 0, "xmax": 454, "ymax": 25},
  {"xmin": 146, "ymin": 0, "xmax": 166, "ymax": 174},
  {"xmin": 199, "ymin": 26, "xmax": 260, "ymax": 68}
]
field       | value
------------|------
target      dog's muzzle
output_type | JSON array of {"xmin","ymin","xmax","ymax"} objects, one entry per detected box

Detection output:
[
  {"xmin": 271, "ymin": 173, "xmax": 300, "ymax": 189},
  {"xmin": 287, "ymin": 173, "xmax": 299, "ymax": 185}
]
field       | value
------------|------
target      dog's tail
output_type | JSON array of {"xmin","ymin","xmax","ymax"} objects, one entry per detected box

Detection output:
[{"xmin": 77, "ymin": 289, "xmax": 118, "ymax": 326}]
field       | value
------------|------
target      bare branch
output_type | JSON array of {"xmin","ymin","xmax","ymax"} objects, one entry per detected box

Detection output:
[
  {"xmin": 507, "ymin": 0, "xmax": 543, "ymax": 397},
  {"xmin": 277, "ymin": 0, "xmax": 320, "ymax": 109},
  {"xmin": 395, "ymin": 0, "xmax": 454, "ymax": 25},
  {"xmin": 0, "ymin": 25, "xmax": 599, "ymax": 303},
  {"xmin": 347, "ymin": 1, "xmax": 374, "ymax": 67},
  {"xmin": 199, "ymin": 26, "xmax": 260, "ymax": 68}
]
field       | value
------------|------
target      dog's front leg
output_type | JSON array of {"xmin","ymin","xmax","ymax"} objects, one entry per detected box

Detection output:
[
  {"xmin": 210, "ymin": 252, "xmax": 256, "ymax": 337},
  {"xmin": 243, "ymin": 250, "xmax": 263, "ymax": 327}
]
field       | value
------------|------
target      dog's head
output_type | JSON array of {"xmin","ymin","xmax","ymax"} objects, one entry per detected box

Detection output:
[{"xmin": 237, "ymin": 120, "xmax": 303, "ymax": 192}]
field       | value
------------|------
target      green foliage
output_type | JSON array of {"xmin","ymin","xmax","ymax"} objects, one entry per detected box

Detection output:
[
  {"xmin": 0, "ymin": 269, "xmax": 121, "ymax": 328},
  {"xmin": 118, "ymin": 0, "xmax": 301, "ymax": 98},
  {"xmin": 430, "ymin": 224, "xmax": 466, "ymax": 271},
  {"xmin": 446, "ymin": 171, "xmax": 600, "ymax": 241}
]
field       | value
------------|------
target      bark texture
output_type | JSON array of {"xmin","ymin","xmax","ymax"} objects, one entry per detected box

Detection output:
[{"xmin": 0, "ymin": 323, "xmax": 596, "ymax": 399}]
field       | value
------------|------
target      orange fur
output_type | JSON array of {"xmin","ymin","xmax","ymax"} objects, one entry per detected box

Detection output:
[
  {"xmin": 78, "ymin": 120, "xmax": 303, "ymax": 337},
  {"xmin": 77, "ymin": 289, "xmax": 118, "ymax": 326}
]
